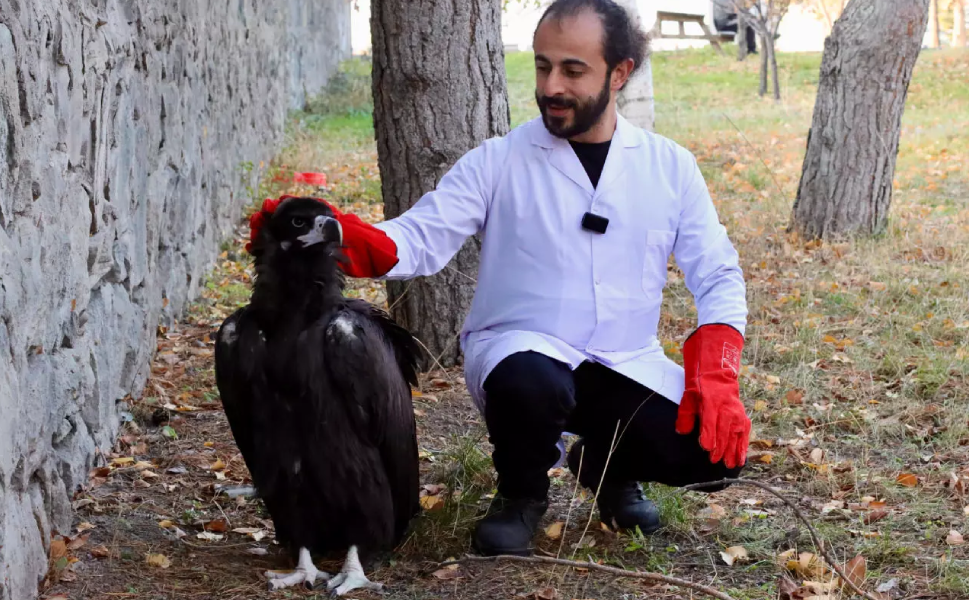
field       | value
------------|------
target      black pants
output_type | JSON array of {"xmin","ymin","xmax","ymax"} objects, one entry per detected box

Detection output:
[{"xmin": 483, "ymin": 351, "xmax": 744, "ymax": 500}]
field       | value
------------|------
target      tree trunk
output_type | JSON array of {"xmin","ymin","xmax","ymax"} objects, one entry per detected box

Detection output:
[
  {"xmin": 790, "ymin": 0, "xmax": 931, "ymax": 240},
  {"xmin": 615, "ymin": 0, "xmax": 654, "ymax": 131},
  {"xmin": 370, "ymin": 0, "xmax": 510, "ymax": 367},
  {"xmin": 955, "ymin": 0, "xmax": 967, "ymax": 47},
  {"xmin": 759, "ymin": 34, "xmax": 769, "ymax": 96},
  {"xmin": 737, "ymin": 13, "xmax": 749, "ymax": 61},
  {"xmin": 929, "ymin": 0, "xmax": 941, "ymax": 46},
  {"xmin": 768, "ymin": 37, "xmax": 780, "ymax": 100}
]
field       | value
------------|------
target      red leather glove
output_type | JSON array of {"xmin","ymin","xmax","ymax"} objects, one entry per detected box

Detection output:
[
  {"xmin": 320, "ymin": 202, "xmax": 400, "ymax": 278},
  {"xmin": 675, "ymin": 323, "xmax": 750, "ymax": 469},
  {"xmin": 246, "ymin": 195, "xmax": 399, "ymax": 278}
]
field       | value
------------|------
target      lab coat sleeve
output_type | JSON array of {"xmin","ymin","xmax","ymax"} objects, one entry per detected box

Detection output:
[
  {"xmin": 671, "ymin": 154, "xmax": 748, "ymax": 337},
  {"xmin": 372, "ymin": 141, "xmax": 496, "ymax": 279}
]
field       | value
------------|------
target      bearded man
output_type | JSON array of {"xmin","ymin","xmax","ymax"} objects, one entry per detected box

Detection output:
[{"xmin": 314, "ymin": 0, "xmax": 751, "ymax": 556}]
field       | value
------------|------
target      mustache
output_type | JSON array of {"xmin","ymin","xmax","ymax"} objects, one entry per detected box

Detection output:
[{"xmin": 538, "ymin": 95, "xmax": 577, "ymax": 110}]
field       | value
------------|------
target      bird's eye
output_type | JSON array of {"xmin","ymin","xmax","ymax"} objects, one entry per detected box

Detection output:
[{"xmin": 291, "ymin": 218, "xmax": 306, "ymax": 228}]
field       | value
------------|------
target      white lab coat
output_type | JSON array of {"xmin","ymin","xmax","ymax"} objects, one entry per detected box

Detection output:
[{"xmin": 375, "ymin": 113, "xmax": 747, "ymax": 413}]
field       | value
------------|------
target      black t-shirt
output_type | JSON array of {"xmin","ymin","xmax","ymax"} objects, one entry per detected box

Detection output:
[{"xmin": 569, "ymin": 139, "xmax": 612, "ymax": 189}]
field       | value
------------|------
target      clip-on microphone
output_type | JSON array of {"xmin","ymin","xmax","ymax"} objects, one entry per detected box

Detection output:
[{"xmin": 581, "ymin": 212, "xmax": 609, "ymax": 234}]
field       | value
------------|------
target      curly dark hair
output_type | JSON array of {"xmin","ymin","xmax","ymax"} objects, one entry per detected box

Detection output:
[{"xmin": 536, "ymin": 0, "xmax": 651, "ymax": 79}]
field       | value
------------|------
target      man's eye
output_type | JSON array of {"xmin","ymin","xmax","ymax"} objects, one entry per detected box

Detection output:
[{"xmin": 292, "ymin": 218, "xmax": 306, "ymax": 228}]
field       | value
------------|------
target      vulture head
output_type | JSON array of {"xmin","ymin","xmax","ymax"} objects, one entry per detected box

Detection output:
[
  {"xmin": 246, "ymin": 195, "xmax": 346, "ymax": 305},
  {"xmin": 248, "ymin": 195, "xmax": 343, "ymax": 257}
]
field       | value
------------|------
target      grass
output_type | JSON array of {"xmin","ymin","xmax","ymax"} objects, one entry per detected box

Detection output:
[{"xmin": 49, "ymin": 43, "xmax": 969, "ymax": 600}]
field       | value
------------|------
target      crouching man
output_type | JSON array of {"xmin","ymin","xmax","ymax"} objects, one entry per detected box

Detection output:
[{"xmin": 309, "ymin": 0, "xmax": 750, "ymax": 556}]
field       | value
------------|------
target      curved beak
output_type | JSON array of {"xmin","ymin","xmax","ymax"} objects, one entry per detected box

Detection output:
[{"xmin": 297, "ymin": 215, "xmax": 342, "ymax": 248}]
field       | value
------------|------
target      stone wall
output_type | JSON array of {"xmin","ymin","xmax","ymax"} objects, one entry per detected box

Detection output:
[{"xmin": 0, "ymin": 1, "xmax": 350, "ymax": 598}]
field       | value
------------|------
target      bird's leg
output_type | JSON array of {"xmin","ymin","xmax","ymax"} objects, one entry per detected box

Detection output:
[
  {"xmin": 326, "ymin": 545, "xmax": 384, "ymax": 596},
  {"xmin": 265, "ymin": 547, "xmax": 331, "ymax": 591}
]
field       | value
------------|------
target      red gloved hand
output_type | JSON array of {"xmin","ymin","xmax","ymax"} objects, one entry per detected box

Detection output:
[
  {"xmin": 246, "ymin": 195, "xmax": 399, "ymax": 278},
  {"xmin": 675, "ymin": 323, "xmax": 750, "ymax": 469},
  {"xmin": 319, "ymin": 201, "xmax": 400, "ymax": 278}
]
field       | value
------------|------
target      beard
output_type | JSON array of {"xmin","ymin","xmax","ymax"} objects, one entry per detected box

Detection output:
[{"xmin": 536, "ymin": 74, "xmax": 612, "ymax": 139}]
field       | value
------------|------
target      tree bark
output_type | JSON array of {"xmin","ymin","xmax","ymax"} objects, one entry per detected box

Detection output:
[
  {"xmin": 759, "ymin": 34, "xmax": 769, "ymax": 96},
  {"xmin": 370, "ymin": 0, "xmax": 510, "ymax": 367},
  {"xmin": 737, "ymin": 13, "xmax": 749, "ymax": 61},
  {"xmin": 929, "ymin": 0, "xmax": 941, "ymax": 46},
  {"xmin": 955, "ymin": 0, "xmax": 967, "ymax": 47},
  {"xmin": 790, "ymin": 0, "xmax": 931, "ymax": 240},
  {"xmin": 768, "ymin": 36, "xmax": 780, "ymax": 100},
  {"xmin": 615, "ymin": 0, "xmax": 655, "ymax": 131}
]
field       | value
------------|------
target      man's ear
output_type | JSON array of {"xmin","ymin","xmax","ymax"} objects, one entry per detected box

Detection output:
[{"xmin": 610, "ymin": 57, "xmax": 635, "ymax": 91}]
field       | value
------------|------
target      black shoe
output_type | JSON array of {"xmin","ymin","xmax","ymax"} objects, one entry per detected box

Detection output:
[
  {"xmin": 596, "ymin": 480, "xmax": 661, "ymax": 534},
  {"xmin": 566, "ymin": 439, "xmax": 661, "ymax": 534},
  {"xmin": 471, "ymin": 495, "xmax": 548, "ymax": 556}
]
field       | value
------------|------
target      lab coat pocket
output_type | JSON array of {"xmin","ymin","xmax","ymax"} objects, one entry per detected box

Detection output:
[{"xmin": 642, "ymin": 230, "xmax": 676, "ymax": 294}]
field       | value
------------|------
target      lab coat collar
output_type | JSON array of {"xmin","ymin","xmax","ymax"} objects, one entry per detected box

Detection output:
[
  {"xmin": 528, "ymin": 111, "xmax": 643, "ymax": 150},
  {"xmin": 530, "ymin": 112, "xmax": 642, "ymax": 196}
]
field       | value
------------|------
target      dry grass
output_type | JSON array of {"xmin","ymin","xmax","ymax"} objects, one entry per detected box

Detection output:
[{"xmin": 44, "ymin": 46, "xmax": 969, "ymax": 600}]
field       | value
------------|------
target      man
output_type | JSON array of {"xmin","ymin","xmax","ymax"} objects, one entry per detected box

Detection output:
[
  {"xmin": 298, "ymin": 0, "xmax": 750, "ymax": 556},
  {"xmin": 713, "ymin": 3, "xmax": 758, "ymax": 55}
]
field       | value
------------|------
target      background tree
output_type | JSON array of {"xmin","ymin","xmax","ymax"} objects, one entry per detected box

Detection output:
[
  {"xmin": 370, "ymin": 0, "xmax": 510, "ymax": 367},
  {"xmin": 929, "ymin": 0, "xmax": 941, "ymax": 47},
  {"xmin": 790, "ymin": 0, "xmax": 931, "ymax": 239},
  {"xmin": 801, "ymin": 0, "xmax": 848, "ymax": 34},
  {"xmin": 945, "ymin": 0, "xmax": 967, "ymax": 46},
  {"xmin": 716, "ymin": 0, "xmax": 794, "ymax": 100}
]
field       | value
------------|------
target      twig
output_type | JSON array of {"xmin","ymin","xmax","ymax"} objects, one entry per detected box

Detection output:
[
  {"xmin": 684, "ymin": 478, "xmax": 881, "ymax": 600},
  {"xmin": 436, "ymin": 555, "xmax": 737, "ymax": 600},
  {"xmin": 719, "ymin": 111, "xmax": 787, "ymax": 203}
]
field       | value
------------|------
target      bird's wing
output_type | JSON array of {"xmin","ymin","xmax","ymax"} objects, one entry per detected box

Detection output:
[
  {"xmin": 319, "ymin": 304, "xmax": 422, "ymax": 541},
  {"xmin": 214, "ymin": 307, "xmax": 278, "ymax": 488},
  {"xmin": 349, "ymin": 299, "xmax": 426, "ymax": 387}
]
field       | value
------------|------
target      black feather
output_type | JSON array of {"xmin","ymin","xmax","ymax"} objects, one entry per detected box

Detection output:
[{"xmin": 214, "ymin": 197, "xmax": 425, "ymax": 567}]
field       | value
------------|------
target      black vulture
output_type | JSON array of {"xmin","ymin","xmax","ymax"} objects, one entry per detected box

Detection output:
[{"xmin": 214, "ymin": 196, "xmax": 423, "ymax": 594}]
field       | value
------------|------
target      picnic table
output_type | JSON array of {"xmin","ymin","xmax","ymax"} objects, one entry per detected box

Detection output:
[{"xmin": 650, "ymin": 11, "xmax": 733, "ymax": 55}]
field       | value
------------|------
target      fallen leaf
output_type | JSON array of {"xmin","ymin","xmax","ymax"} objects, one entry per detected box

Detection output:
[
  {"xmin": 964, "ymin": 505, "xmax": 969, "ymax": 516},
  {"xmin": 246, "ymin": 547, "xmax": 269, "ymax": 556},
  {"xmin": 785, "ymin": 389, "xmax": 804, "ymax": 405},
  {"xmin": 232, "ymin": 527, "xmax": 266, "ymax": 542},
  {"xmin": 158, "ymin": 520, "xmax": 175, "ymax": 529},
  {"xmin": 140, "ymin": 470, "xmax": 159, "ymax": 479},
  {"xmin": 50, "ymin": 539, "xmax": 67, "ymax": 561},
  {"xmin": 529, "ymin": 587, "xmax": 559, "ymax": 600},
  {"xmin": 545, "ymin": 521, "xmax": 564, "ymax": 540},
  {"xmin": 146, "ymin": 553, "xmax": 171, "ymax": 568},
  {"xmin": 66, "ymin": 533, "xmax": 89, "ymax": 550},
  {"xmin": 720, "ymin": 545, "xmax": 749, "ymax": 566},
  {"xmin": 777, "ymin": 574, "xmax": 799, "ymax": 600},
  {"xmin": 842, "ymin": 555, "xmax": 866, "ymax": 588},
  {"xmin": 420, "ymin": 495, "xmax": 444, "ymax": 511},
  {"xmin": 877, "ymin": 578, "xmax": 899, "ymax": 593},
  {"xmin": 431, "ymin": 564, "xmax": 462, "ymax": 580},
  {"xmin": 946, "ymin": 530, "xmax": 964, "ymax": 546},
  {"xmin": 897, "ymin": 473, "xmax": 919, "ymax": 487},
  {"xmin": 697, "ymin": 503, "xmax": 727, "ymax": 520},
  {"xmin": 196, "ymin": 531, "xmax": 224, "ymax": 541},
  {"xmin": 863, "ymin": 509, "xmax": 889, "ymax": 525},
  {"xmin": 204, "ymin": 519, "xmax": 229, "ymax": 533},
  {"xmin": 76, "ymin": 522, "xmax": 96, "ymax": 532},
  {"xmin": 111, "ymin": 457, "xmax": 135, "ymax": 467},
  {"xmin": 753, "ymin": 400, "xmax": 769, "ymax": 412},
  {"xmin": 210, "ymin": 459, "xmax": 226, "ymax": 471},
  {"xmin": 204, "ymin": 441, "xmax": 215, "ymax": 448},
  {"xmin": 810, "ymin": 448, "xmax": 825, "ymax": 464},
  {"xmin": 90, "ymin": 545, "xmax": 111, "ymax": 559}
]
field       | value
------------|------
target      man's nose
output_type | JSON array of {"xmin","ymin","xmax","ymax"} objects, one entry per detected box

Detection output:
[{"xmin": 543, "ymin": 69, "xmax": 568, "ymax": 97}]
